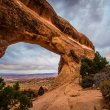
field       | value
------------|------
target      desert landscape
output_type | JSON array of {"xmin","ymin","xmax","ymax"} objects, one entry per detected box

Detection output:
[
  {"xmin": 0, "ymin": 73, "xmax": 108, "ymax": 110},
  {"xmin": 0, "ymin": 0, "xmax": 110, "ymax": 110},
  {"xmin": 2, "ymin": 73, "xmax": 56, "ymax": 91},
  {"xmin": 0, "ymin": 73, "xmax": 106, "ymax": 110}
]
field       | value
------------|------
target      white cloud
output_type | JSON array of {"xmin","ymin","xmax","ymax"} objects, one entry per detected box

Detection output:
[{"xmin": 0, "ymin": 43, "xmax": 60, "ymax": 74}]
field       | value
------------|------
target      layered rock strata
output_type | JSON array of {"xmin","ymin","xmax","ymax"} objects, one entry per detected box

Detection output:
[{"xmin": 0, "ymin": 0, "xmax": 95, "ymax": 86}]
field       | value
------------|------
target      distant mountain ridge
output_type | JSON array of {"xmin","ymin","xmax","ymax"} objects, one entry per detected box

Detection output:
[{"xmin": 0, "ymin": 73, "xmax": 57, "ymax": 82}]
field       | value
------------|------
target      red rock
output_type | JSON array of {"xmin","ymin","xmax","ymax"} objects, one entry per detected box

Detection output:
[{"xmin": 0, "ymin": 0, "xmax": 95, "ymax": 86}]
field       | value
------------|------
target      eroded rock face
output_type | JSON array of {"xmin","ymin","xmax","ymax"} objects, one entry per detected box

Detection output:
[{"xmin": 0, "ymin": 0, "xmax": 95, "ymax": 86}]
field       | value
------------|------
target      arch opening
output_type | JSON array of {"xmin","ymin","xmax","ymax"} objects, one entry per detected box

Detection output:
[
  {"xmin": 0, "ymin": 42, "xmax": 60, "ymax": 76},
  {"xmin": 0, "ymin": 0, "xmax": 95, "ymax": 86}
]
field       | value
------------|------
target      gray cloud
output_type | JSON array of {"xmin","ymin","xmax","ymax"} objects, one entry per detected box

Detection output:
[
  {"xmin": 0, "ymin": 43, "xmax": 60, "ymax": 73},
  {"xmin": 49, "ymin": 0, "xmax": 110, "ymax": 60}
]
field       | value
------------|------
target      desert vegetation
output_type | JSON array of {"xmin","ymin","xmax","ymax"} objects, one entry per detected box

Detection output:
[
  {"xmin": 0, "ymin": 78, "xmax": 32, "ymax": 110},
  {"xmin": 6, "ymin": 77, "xmax": 54, "ymax": 91},
  {"xmin": 80, "ymin": 51, "xmax": 110, "ymax": 109},
  {"xmin": 80, "ymin": 51, "xmax": 108, "ymax": 88},
  {"xmin": 0, "ymin": 76, "xmax": 52, "ymax": 110}
]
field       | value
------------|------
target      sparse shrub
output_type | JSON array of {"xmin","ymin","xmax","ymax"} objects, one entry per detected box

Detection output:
[
  {"xmin": 80, "ymin": 51, "xmax": 108, "ymax": 88},
  {"xmin": 80, "ymin": 58, "xmax": 92, "ymax": 77},
  {"xmin": 80, "ymin": 52, "xmax": 108, "ymax": 77},
  {"xmin": 17, "ymin": 95, "xmax": 32, "ymax": 110},
  {"xmin": 13, "ymin": 82, "xmax": 20, "ymax": 90},
  {"xmin": 81, "ymin": 76, "xmax": 93, "ymax": 88},
  {"xmin": 22, "ymin": 89, "xmax": 38, "ymax": 99},
  {"xmin": 0, "ymin": 86, "xmax": 17, "ymax": 110},
  {"xmin": 93, "ymin": 52, "xmax": 109, "ymax": 74},
  {"xmin": 38, "ymin": 86, "xmax": 44, "ymax": 96},
  {"xmin": 0, "ymin": 77, "xmax": 5, "ymax": 90},
  {"xmin": 0, "ymin": 78, "xmax": 32, "ymax": 110},
  {"xmin": 100, "ymin": 80, "xmax": 110, "ymax": 109}
]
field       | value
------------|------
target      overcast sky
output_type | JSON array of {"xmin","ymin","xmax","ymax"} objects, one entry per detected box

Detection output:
[{"xmin": 0, "ymin": 0, "xmax": 110, "ymax": 74}]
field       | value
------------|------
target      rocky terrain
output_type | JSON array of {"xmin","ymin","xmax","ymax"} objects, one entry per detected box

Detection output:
[
  {"xmin": 30, "ymin": 83, "xmax": 104, "ymax": 110},
  {"xmin": 6, "ymin": 77, "xmax": 54, "ymax": 91},
  {"xmin": 0, "ymin": 0, "xmax": 95, "ymax": 85}
]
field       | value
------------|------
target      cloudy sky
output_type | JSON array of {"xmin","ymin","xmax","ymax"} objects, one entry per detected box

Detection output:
[{"xmin": 0, "ymin": 0, "xmax": 110, "ymax": 74}]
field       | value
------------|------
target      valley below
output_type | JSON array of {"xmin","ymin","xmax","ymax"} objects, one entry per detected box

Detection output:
[{"xmin": 0, "ymin": 73, "xmax": 57, "ymax": 91}]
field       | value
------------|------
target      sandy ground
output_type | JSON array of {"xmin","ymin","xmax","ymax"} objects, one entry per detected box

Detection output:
[{"xmin": 30, "ymin": 83, "xmax": 105, "ymax": 110}]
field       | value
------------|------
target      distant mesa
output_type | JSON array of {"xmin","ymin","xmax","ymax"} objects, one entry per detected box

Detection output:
[{"xmin": 0, "ymin": 0, "xmax": 95, "ymax": 86}]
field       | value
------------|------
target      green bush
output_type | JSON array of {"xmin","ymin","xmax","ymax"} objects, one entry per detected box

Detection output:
[
  {"xmin": 0, "ymin": 78, "xmax": 32, "ymax": 110},
  {"xmin": 18, "ymin": 95, "xmax": 32, "ymax": 110},
  {"xmin": 13, "ymin": 82, "xmax": 20, "ymax": 90},
  {"xmin": 81, "ymin": 76, "xmax": 93, "ymax": 88},
  {"xmin": 80, "ymin": 59, "xmax": 92, "ymax": 77},
  {"xmin": 0, "ymin": 77, "xmax": 5, "ymax": 90},
  {"xmin": 0, "ymin": 86, "xmax": 16, "ymax": 110},
  {"xmin": 80, "ymin": 51, "xmax": 108, "ymax": 77},
  {"xmin": 80, "ymin": 51, "xmax": 108, "ymax": 88},
  {"xmin": 22, "ymin": 89, "xmax": 38, "ymax": 99}
]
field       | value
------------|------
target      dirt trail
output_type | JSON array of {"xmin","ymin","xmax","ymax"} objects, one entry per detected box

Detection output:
[{"xmin": 30, "ymin": 83, "xmax": 104, "ymax": 110}]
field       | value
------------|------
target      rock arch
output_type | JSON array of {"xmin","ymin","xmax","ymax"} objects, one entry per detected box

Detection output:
[{"xmin": 0, "ymin": 0, "xmax": 95, "ymax": 86}]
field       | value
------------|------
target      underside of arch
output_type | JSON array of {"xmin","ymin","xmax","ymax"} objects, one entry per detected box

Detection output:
[{"xmin": 0, "ymin": 0, "xmax": 95, "ymax": 86}]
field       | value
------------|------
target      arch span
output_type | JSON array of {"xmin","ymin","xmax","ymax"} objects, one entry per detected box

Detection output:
[{"xmin": 0, "ymin": 0, "xmax": 95, "ymax": 86}]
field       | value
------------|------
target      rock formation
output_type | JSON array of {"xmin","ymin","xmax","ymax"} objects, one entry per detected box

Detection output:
[
  {"xmin": 30, "ymin": 83, "xmax": 104, "ymax": 110},
  {"xmin": 0, "ymin": 0, "xmax": 95, "ymax": 86}
]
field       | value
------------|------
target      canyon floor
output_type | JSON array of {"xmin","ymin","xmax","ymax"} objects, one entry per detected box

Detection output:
[{"xmin": 30, "ymin": 83, "xmax": 106, "ymax": 110}]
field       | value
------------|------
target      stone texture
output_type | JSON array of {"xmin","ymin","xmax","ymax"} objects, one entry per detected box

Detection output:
[
  {"xmin": 0, "ymin": 0, "xmax": 95, "ymax": 86},
  {"xmin": 30, "ymin": 83, "xmax": 104, "ymax": 110}
]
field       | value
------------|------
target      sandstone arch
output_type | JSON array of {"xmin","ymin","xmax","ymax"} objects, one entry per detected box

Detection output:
[{"xmin": 0, "ymin": 0, "xmax": 95, "ymax": 86}]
